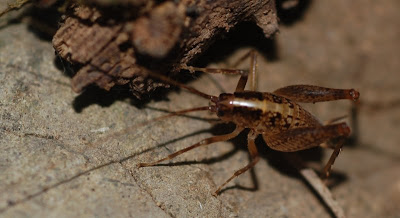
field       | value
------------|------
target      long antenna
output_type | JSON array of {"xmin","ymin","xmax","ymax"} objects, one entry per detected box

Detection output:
[
  {"xmin": 90, "ymin": 70, "xmax": 218, "ymax": 147},
  {"xmin": 144, "ymin": 69, "xmax": 218, "ymax": 101},
  {"xmin": 139, "ymin": 106, "xmax": 212, "ymax": 128},
  {"xmin": 90, "ymin": 106, "xmax": 212, "ymax": 147}
]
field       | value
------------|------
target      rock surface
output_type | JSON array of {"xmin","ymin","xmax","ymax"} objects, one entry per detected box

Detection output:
[{"xmin": 1, "ymin": 0, "xmax": 400, "ymax": 217}]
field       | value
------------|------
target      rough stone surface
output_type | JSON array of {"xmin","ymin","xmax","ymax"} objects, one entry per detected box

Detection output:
[{"xmin": 1, "ymin": 0, "xmax": 400, "ymax": 217}]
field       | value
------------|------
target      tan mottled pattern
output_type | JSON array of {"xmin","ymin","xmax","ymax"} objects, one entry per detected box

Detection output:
[{"xmin": 218, "ymin": 91, "xmax": 321, "ymax": 135}]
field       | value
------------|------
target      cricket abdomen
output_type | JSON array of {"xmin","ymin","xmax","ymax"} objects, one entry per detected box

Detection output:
[{"xmin": 215, "ymin": 91, "xmax": 321, "ymax": 134}]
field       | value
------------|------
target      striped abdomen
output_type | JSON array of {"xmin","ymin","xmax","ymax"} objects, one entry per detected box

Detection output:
[{"xmin": 215, "ymin": 91, "xmax": 321, "ymax": 135}]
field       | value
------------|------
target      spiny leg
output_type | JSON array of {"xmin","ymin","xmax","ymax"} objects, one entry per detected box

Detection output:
[
  {"xmin": 180, "ymin": 50, "xmax": 258, "ymax": 92},
  {"xmin": 232, "ymin": 49, "xmax": 258, "ymax": 91},
  {"xmin": 320, "ymin": 115, "xmax": 348, "ymax": 149},
  {"xmin": 263, "ymin": 123, "xmax": 350, "ymax": 152},
  {"xmin": 322, "ymin": 137, "xmax": 345, "ymax": 178},
  {"xmin": 144, "ymin": 69, "xmax": 217, "ymax": 101},
  {"xmin": 273, "ymin": 85, "xmax": 360, "ymax": 103},
  {"xmin": 324, "ymin": 115, "xmax": 348, "ymax": 125},
  {"xmin": 138, "ymin": 127, "xmax": 243, "ymax": 167},
  {"xmin": 263, "ymin": 123, "xmax": 351, "ymax": 177},
  {"xmin": 248, "ymin": 50, "xmax": 258, "ymax": 91},
  {"xmin": 214, "ymin": 131, "xmax": 260, "ymax": 196}
]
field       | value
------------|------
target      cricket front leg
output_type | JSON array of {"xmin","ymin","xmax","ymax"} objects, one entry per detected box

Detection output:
[
  {"xmin": 138, "ymin": 127, "xmax": 243, "ymax": 167},
  {"xmin": 232, "ymin": 49, "xmax": 258, "ymax": 91},
  {"xmin": 273, "ymin": 85, "xmax": 360, "ymax": 103},
  {"xmin": 214, "ymin": 131, "xmax": 260, "ymax": 196},
  {"xmin": 180, "ymin": 50, "xmax": 258, "ymax": 92}
]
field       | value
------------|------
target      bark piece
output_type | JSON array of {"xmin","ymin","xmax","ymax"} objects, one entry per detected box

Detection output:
[
  {"xmin": 132, "ymin": 2, "xmax": 186, "ymax": 58},
  {"xmin": 52, "ymin": 0, "xmax": 278, "ymax": 98}
]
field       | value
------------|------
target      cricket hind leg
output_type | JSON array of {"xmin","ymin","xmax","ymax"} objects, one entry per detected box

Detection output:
[
  {"xmin": 137, "ymin": 127, "xmax": 243, "ymax": 167},
  {"xmin": 263, "ymin": 123, "xmax": 351, "ymax": 178},
  {"xmin": 214, "ymin": 130, "xmax": 260, "ymax": 196},
  {"xmin": 180, "ymin": 50, "xmax": 258, "ymax": 92},
  {"xmin": 273, "ymin": 85, "xmax": 360, "ymax": 103},
  {"xmin": 320, "ymin": 115, "xmax": 348, "ymax": 149},
  {"xmin": 322, "ymin": 137, "xmax": 346, "ymax": 178}
]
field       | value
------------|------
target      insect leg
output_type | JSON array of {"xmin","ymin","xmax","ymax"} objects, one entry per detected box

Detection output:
[
  {"xmin": 320, "ymin": 115, "xmax": 348, "ymax": 149},
  {"xmin": 247, "ymin": 50, "xmax": 257, "ymax": 91},
  {"xmin": 273, "ymin": 85, "xmax": 360, "ymax": 103},
  {"xmin": 181, "ymin": 66, "xmax": 247, "ymax": 76},
  {"xmin": 144, "ymin": 69, "xmax": 216, "ymax": 101},
  {"xmin": 180, "ymin": 65, "xmax": 249, "ymax": 91},
  {"xmin": 137, "ymin": 127, "xmax": 243, "ymax": 167},
  {"xmin": 322, "ymin": 137, "xmax": 345, "ymax": 178},
  {"xmin": 263, "ymin": 123, "xmax": 350, "ymax": 177},
  {"xmin": 214, "ymin": 131, "xmax": 259, "ymax": 196},
  {"xmin": 233, "ymin": 50, "xmax": 257, "ymax": 91},
  {"xmin": 180, "ymin": 50, "xmax": 258, "ymax": 92},
  {"xmin": 263, "ymin": 123, "xmax": 350, "ymax": 152}
]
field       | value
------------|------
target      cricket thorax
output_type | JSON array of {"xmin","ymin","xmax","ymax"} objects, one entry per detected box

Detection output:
[{"xmin": 215, "ymin": 91, "xmax": 321, "ymax": 134}]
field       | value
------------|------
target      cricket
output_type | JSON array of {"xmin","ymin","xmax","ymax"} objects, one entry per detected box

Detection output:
[{"xmin": 137, "ymin": 51, "xmax": 360, "ymax": 196}]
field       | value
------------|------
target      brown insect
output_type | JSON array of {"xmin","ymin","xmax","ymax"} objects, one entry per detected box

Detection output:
[{"xmin": 138, "ymin": 51, "xmax": 360, "ymax": 196}]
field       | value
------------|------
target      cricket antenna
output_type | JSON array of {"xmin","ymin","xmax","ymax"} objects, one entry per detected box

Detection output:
[
  {"xmin": 137, "ymin": 106, "xmax": 213, "ymax": 129},
  {"xmin": 144, "ymin": 69, "xmax": 218, "ymax": 102},
  {"xmin": 89, "ymin": 106, "xmax": 213, "ymax": 147}
]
